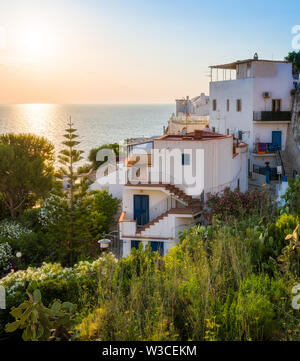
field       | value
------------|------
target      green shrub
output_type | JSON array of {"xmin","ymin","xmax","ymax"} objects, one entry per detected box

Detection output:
[
  {"xmin": 0, "ymin": 255, "xmax": 116, "ymax": 340},
  {"xmin": 260, "ymin": 213, "xmax": 299, "ymax": 266},
  {"xmin": 219, "ymin": 274, "xmax": 287, "ymax": 340}
]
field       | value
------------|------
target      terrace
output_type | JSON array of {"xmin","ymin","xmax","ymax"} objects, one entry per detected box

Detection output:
[
  {"xmin": 253, "ymin": 111, "xmax": 291, "ymax": 122},
  {"xmin": 253, "ymin": 142, "xmax": 281, "ymax": 154}
]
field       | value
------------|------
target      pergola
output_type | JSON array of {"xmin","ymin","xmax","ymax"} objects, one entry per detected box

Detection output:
[
  {"xmin": 209, "ymin": 58, "xmax": 289, "ymax": 82},
  {"xmin": 209, "ymin": 60, "xmax": 242, "ymax": 82}
]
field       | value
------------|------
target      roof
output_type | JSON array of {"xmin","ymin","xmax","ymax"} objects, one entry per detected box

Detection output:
[
  {"xmin": 209, "ymin": 59, "xmax": 290, "ymax": 70},
  {"xmin": 126, "ymin": 138, "xmax": 155, "ymax": 147},
  {"xmin": 155, "ymin": 130, "xmax": 231, "ymax": 142}
]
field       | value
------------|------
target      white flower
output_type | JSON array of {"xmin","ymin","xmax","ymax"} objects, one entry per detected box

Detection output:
[
  {"xmin": 0, "ymin": 220, "xmax": 32, "ymax": 240},
  {"xmin": 0, "ymin": 253, "xmax": 118, "ymax": 292},
  {"xmin": 0, "ymin": 242, "xmax": 13, "ymax": 274},
  {"xmin": 38, "ymin": 194, "xmax": 65, "ymax": 227}
]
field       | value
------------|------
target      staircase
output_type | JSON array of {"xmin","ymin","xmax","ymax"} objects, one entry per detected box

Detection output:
[
  {"xmin": 137, "ymin": 210, "xmax": 170, "ymax": 234},
  {"xmin": 278, "ymin": 150, "xmax": 294, "ymax": 179},
  {"xmin": 136, "ymin": 184, "xmax": 202, "ymax": 235},
  {"xmin": 136, "ymin": 206, "xmax": 201, "ymax": 236},
  {"xmin": 278, "ymin": 89, "xmax": 300, "ymax": 179},
  {"xmin": 163, "ymin": 183, "xmax": 201, "ymax": 207},
  {"xmin": 291, "ymin": 89, "xmax": 300, "ymax": 140}
]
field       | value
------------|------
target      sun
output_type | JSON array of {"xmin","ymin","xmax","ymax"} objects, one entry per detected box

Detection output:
[{"xmin": 19, "ymin": 26, "xmax": 54, "ymax": 58}]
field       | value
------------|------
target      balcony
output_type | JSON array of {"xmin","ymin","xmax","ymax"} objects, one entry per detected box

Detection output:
[
  {"xmin": 253, "ymin": 111, "xmax": 291, "ymax": 122},
  {"xmin": 253, "ymin": 142, "xmax": 281, "ymax": 154},
  {"xmin": 119, "ymin": 211, "xmax": 137, "ymax": 236}
]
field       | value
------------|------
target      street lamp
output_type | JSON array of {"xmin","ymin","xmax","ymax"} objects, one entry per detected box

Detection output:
[
  {"xmin": 97, "ymin": 230, "xmax": 119, "ymax": 253},
  {"xmin": 97, "ymin": 238, "xmax": 111, "ymax": 249}
]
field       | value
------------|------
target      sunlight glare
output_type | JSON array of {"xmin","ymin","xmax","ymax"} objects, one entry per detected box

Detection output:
[{"xmin": 19, "ymin": 26, "xmax": 54, "ymax": 58}]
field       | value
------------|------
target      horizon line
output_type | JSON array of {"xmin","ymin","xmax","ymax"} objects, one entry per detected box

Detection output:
[{"xmin": 0, "ymin": 102, "xmax": 175, "ymax": 106}]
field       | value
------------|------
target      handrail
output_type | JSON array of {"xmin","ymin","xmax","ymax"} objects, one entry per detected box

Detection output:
[
  {"xmin": 253, "ymin": 111, "xmax": 291, "ymax": 122},
  {"xmin": 152, "ymin": 195, "xmax": 178, "ymax": 217},
  {"xmin": 253, "ymin": 142, "xmax": 281, "ymax": 154},
  {"xmin": 277, "ymin": 150, "xmax": 286, "ymax": 176}
]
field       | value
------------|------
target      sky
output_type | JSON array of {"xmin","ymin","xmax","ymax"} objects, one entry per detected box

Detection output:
[{"xmin": 0, "ymin": 0, "xmax": 299, "ymax": 104}]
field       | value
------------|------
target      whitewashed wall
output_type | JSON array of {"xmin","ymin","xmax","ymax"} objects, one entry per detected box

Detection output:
[
  {"xmin": 253, "ymin": 123, "xmax": 289, "ymax": 149},
  {"xmin": 154, "ymin": 136, "xmax": 247, "ymax": 195},
  {"xmin": 122, "ymin": 188, "xmax": 169, "ymax": 222},
  {"xmin": 209, "ymin": 78, "xmax": 254, "ymax": 147},
  {"xmin": 209, "ymin": 62, "xmax": 293, "ymax": 153}
]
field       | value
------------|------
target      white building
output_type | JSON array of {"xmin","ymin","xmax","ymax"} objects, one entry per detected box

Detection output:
[
  {"xmin": 167, "ymin": 94, "xmax": 209, "ymax": 134},
  {"xmin": 176, "ymin": 94, "xmax": 209, "ymax": 116},
  {"xmin": 209, "ymin": 56, "xmax": 293, "ymax": 179},
  {"xmin": 120, "ymin": 129, "xmax": 248, "ymax": 257}
]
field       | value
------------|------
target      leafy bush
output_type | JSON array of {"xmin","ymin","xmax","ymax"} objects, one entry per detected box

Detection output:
[
  {"xmin": 6, "ymin": 289, "xmax": 76, "ymax": 341},
  {"xmin": 205, "ymin": 188, "xmax": 273, "ymax": 223},
  {"xmin": 0, "ymin": 242, "xmax": 13, "ymax": 277},
  {"xmin": 0, "ymin": 220, "xmax": 32, "ymax": 239},
  {"xmin": 0, "ymin": 254, "xmax": 117, "ymax": 340},
  {"xmin": 282, "ymin": 175, "xmax": 300, "ymax": 216},
  {"xmin": 0, "ymin": 194, "xmax": 10, "ymax": 221},
  {"xmin": 38, "ymin": 194, "xmax": 68, "ymax": 228},
  {"xmin": 219, "ymin": 274, "xmax": 287, "ymax": 340},
  {"xmin": 3, "ymin": 215, "xmax": 300, "ymax": 342},
  {"xmin": 277, "ymin": 225, "xmax": 300, "ymax": 275},
  {"xmin": 88, "ymin": 143, "xmax": 119, "ymax": 170},
  {"xmin": 76, "ymin": 222, "xmax": 298, "ymax": 341},
  {"xmin": 260, "ymin": 213, "xmax": 299, "ymax": 265},
  {"xmin": 35, "ymin": 190, "xmax": 120, "ymax": 266}
]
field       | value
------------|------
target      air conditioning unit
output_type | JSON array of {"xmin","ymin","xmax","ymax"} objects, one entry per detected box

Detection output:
[{"xmin": 263, "ymin": 92, "xmax": 271, "ymax": 98}]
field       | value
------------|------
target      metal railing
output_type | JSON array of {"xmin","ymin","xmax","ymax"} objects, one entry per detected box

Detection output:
[
  {"xmin": 253, "ymin": 142, "xmax": 281, "ymax": 154},
  {"xmin": 170, "ymin": 115, "xmax": 209, "ymax": 124},
  {"xmin": 253, "ymin": 111, "xmax": 291, "ymax": 122}
]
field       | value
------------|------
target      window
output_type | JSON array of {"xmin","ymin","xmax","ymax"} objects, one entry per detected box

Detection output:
[
  {"xmin": 212, "ymin": 99, "xmax": 217, "ymax": 111},
  {"xmin": 238, "ymin": 130, "xmax": 243, "ymax": 140},
  {"xmin": 131, "ymin": 240, "xmax": 141, "ymax": 250},
  {"xmin": 236, "ymin": 99, "xmax": 242, "ymax": 112},
  {"xmin": 226, "ymin": 99, "xmax": 230, "ymax": 112},
  {"xmin": 150, "ymin": 241, "xmax": 164, "ymax": 256},
  {"xmin": 182, "ymin": 153, "xmax": 190, "ymax": 166},
  {"xmin": 212, "ymin": 127, "xmax": 215, "ymax": 133},
  {"xmin": 226, "ymin": 128, "xmax": 230, "ymax": 135},
  {"xmin": 272, "ymin": 99, "xmax": 281, "ymax": 112}
]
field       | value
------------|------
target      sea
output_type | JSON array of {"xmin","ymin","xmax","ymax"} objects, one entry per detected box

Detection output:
[{"xmin": 0, "ymin": 104, "xmax": 174, "ymax": 166}]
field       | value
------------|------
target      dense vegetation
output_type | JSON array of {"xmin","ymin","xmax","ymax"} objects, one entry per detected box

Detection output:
[
  {"xmin": 1, "ymin": 126, "xmax": 300, "ymax": 341},
  {"xmin": 88, "ymin": 143, "xmax": 119, "ymax": 171},
  {"xmin": 1, "ymin": 175, "xmax": 300, "ymax": 340},
  {"xmin": 0, "ymin": 129, "xmax": 120, "ymax": 269},
  {"xmin": 72, "ymin": 185, "xmax": 300, "ymax": 341},
  {"xmin": 285, "ymin": 50, "xmax": 300, "ymax": 74},
  {"xmin": 0, "ymin": 129, "xmax": 121, "ymax": 340}
]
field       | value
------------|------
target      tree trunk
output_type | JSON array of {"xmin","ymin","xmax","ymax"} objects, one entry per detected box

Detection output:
[{"xmin": 8, "ymin": 196, "xmax": 16, "ymax": 218}]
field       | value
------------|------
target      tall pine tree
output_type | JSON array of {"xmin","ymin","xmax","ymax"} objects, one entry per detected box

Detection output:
[{"xmin": 58, "ymin": 118, "xmax": 84, "ymax": 266}]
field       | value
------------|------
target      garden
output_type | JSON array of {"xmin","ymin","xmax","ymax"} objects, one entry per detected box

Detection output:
[{"xmin": 1, "ymin": 127, "xmax": 300, "ymax": 341}]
